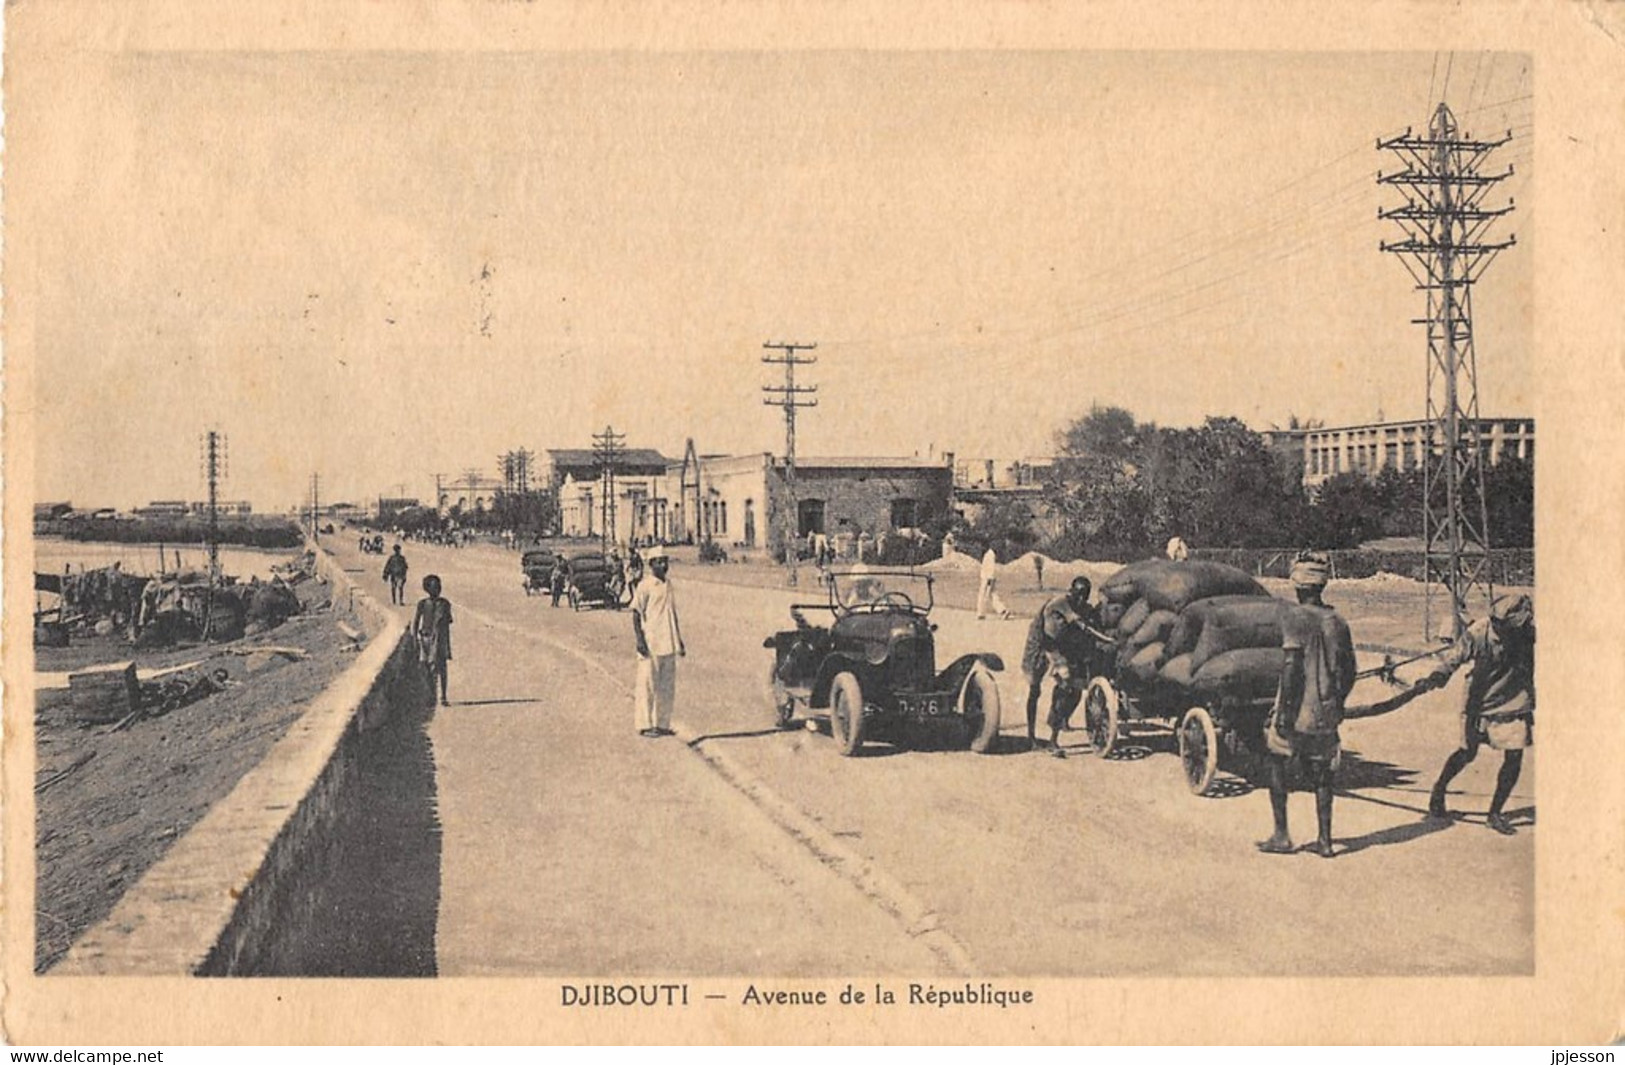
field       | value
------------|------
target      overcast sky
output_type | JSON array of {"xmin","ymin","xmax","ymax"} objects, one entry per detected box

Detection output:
[{"xmin": 19, "ymin": 49, "xmax": 1532, "ymax": 509}]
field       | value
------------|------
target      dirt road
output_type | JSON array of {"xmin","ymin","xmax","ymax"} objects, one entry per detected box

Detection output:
[{"xmin": 337, "ymin": 538, "xmax": 1533, "ymax": 977}]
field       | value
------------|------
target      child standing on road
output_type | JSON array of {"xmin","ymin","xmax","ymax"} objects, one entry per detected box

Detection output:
[{"xmin": 412, "ymin": 574, "xmax": 454, "ymax": 707}]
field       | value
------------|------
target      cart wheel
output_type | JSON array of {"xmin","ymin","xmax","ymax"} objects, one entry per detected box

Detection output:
[
  {"xmin": 829, "ymin": 672, "xmax": 866, "ymax": 756},
  {"xmin": 1179, "ymin": 706, "xmax": 1220, "ymax": 795},
  {"xmin": 1084, "ymin": 677, "xmax": 1119, "ymax": 757},
  {"xmin": 769, "ymin": 660, "xmax": 795, "ymax": 730},
  {"xmin": 959, "ymin": 665, "xmax": 1001, "ymax": 754}
]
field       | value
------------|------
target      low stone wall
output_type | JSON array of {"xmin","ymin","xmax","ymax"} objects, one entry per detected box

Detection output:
[
  {"xmin": 1190, "ymin": 546, "xmax": 1535, "ymax": 587},
  {"xmin": 56, "ymin": 545, "xmax": 425, "ymax": 975}
]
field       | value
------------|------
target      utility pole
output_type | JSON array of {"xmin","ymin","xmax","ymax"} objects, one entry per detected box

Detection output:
[
  {"xmin": 199, "ymin": 430, "xmax": 227, "ymax": 583},
  {"xmin": 309, "ymin": 472, "xmax": 321, "ymax": 543},
  {"xmin": 515, "ymin": 448, "xmax": 533, "ymax": 494},
  {"xmin": 1379, "ymin": 102, "xmax": 1516, "ymax": 640},
  {"xmin": 762, "ymin": 341, "xmax": 817, "ymax": 586},
  {"xmin": 592, "ymin": 425, "xmax": 626, "ymax": 555},
  {"xmin": 198, "ymin": 430, "xmax": 227, "ymax": 639}
]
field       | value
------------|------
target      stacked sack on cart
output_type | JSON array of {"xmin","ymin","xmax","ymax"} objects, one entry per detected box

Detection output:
[{"xmin": 1098, "ymin": 559, "xmax": 1289, "ymax": 704}]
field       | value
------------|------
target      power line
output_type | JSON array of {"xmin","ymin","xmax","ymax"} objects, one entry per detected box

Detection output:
[
  {"xmin": 762, "ymin": 341, "xmax": 817, "ymax": 587},
  {"xmin": 822, "ymin": 134, "xmax": 1386, "ymax": 355}
]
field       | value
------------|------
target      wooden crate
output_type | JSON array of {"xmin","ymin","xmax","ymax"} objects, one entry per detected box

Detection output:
[{"xmin": 65, "ymin": 663, "xmax": 139, "ymax": 725}]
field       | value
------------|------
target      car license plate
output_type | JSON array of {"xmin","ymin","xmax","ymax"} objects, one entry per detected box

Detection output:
[{"xmin": 898, "ymin": 692, "xmax": 952, "ymax": 718}]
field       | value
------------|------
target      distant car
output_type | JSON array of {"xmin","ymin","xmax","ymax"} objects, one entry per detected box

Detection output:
[
  {"xmin": 563, "ymin": 551, "xmax": 626, "ymax": 610},
  {"xmin": 521, "ymin": 548, "xmax": 557, "ymax": 595},
  {"xmin": 763, "ymin": 568, "xmax": 1003, "ymax": 755}
]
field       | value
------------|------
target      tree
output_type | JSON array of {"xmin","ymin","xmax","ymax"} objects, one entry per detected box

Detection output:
[
  {"xmin": 1054, "ymin": 404, "xmax": 1144, "ymax": 476},
  {"xmin": 1187, "ymin": 417, "xmax": 1305, "ymax": 548},
  {"xmin": 1302, "ymin": 473, "xmax": 1385, "ymax": 549},
  {"xmin": 1049, "ymin": 405, "xmax": 1162, "ymax": 557},
  {"xmin": 489, "ymin": 489, "xmax": 560, "ymax": 538},
  {"xmin": 1480, "ymin": 457, "xmax": 1534, "ymax": 548}
]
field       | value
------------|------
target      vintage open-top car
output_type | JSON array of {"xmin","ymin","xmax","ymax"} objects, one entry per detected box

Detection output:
[{"xmin": 763, "ymin": 568, "xmax": 1003, "ymax": 755}]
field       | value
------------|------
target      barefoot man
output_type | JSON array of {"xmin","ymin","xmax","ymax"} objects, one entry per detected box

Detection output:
[{"xmin": 1258, "ymin": 552, "xmax": 1356, "ymax": 859}]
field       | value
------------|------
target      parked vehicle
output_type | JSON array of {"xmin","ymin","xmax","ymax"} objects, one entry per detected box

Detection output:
[
  {"xmin": 564, "ymin": 551, "xmax": 626, "ymax": 610},
  {"xmin": 521, "ymin": 548, "xmax": 557, "ymax": 596},
  {"xmin": 763, "ymin": 568, "xmax": 1003, "ymax": 755}
]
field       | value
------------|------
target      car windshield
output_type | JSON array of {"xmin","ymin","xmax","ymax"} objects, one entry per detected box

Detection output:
[{"xmin": 828, "ymin": 569, "xmax": 933, "ymax": 613}]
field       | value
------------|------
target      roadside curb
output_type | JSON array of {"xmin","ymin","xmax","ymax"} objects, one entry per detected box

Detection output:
[{"xmin": 676, "ymin": 723, "xmax": 977, "ymax": 976}]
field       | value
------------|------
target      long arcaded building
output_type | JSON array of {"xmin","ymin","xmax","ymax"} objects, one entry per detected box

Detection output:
[{"xmin": 1266, "ymin": 417, "xmax": 1535, "ymax": 489}]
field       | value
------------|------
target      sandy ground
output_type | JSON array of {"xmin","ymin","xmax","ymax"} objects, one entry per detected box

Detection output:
[
  {"xmin": 334, "ymin": 537, "xmax": 1533, "ymax": 977},
  {"xmin": 32, "ymin": 571, "xmax": 369, "ymax": 971}
]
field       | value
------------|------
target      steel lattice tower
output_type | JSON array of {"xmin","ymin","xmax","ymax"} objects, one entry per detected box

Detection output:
[{"xmin": 1379, "ymin": 102, "xmax": 1516, "ymax": 640}]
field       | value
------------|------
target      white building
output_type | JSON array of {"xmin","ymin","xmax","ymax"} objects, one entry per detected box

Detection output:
[{"xmin": 1267, "ymin": 417, "xmax": 1534, "ymax": 488}]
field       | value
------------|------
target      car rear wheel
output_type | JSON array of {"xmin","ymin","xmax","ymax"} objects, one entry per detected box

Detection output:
[
  {"xmin": 960, "ymin": 666, "xmax": 1001, "ymax": 753},
  {"xmin": 829, "ymin": 672, "xmax": 866, "ymax": 756}
]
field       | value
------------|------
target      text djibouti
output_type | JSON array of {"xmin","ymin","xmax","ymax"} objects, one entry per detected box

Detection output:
[{"xmin": 561, "ymin": 983, "xmax": 689, "ymax": 1007}]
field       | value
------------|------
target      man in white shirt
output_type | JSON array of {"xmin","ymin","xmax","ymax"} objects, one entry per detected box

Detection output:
[
  {"xmin": 630, "ymin": 546, "xmax": 686, "ymax": 737},
  {"xmin": 977, "ymin": 546, "xmax": 1012, "ymax": 620}
]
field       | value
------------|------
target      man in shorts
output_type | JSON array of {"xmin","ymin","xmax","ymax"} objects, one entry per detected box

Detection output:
[
  {"xmin": 1020, "ymin": 576, "xmax": 1099, "ymax": 756},
  {"xmin": 1399, "ymin": 594, "xmax": 1535, "ymax": 834},
  {"xmin": 1257, "ymin": 552, "xmax": 1357, "ymax": 859}
]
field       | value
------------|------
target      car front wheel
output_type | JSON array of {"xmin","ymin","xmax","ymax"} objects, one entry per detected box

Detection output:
[{"xmin": 829, "ymin": 672, "xmax": 866, "ymax": 756}]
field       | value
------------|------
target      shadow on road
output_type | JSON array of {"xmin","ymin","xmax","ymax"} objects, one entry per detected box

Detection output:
[
  {"xmin": 1204, "ymin": 776, "xmax": 1257, "ymax": 799},
  {"xmin": 1336, "ymin": 816, "xmax": 1454, "ymax": 855},
  {"xmin": 1334, "ymin": 750, "xmax": 1420, "ymax": 792},
  {"xmin": 1098, "ymin": 743, "xmax": 1155, "ymax": 762}
]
